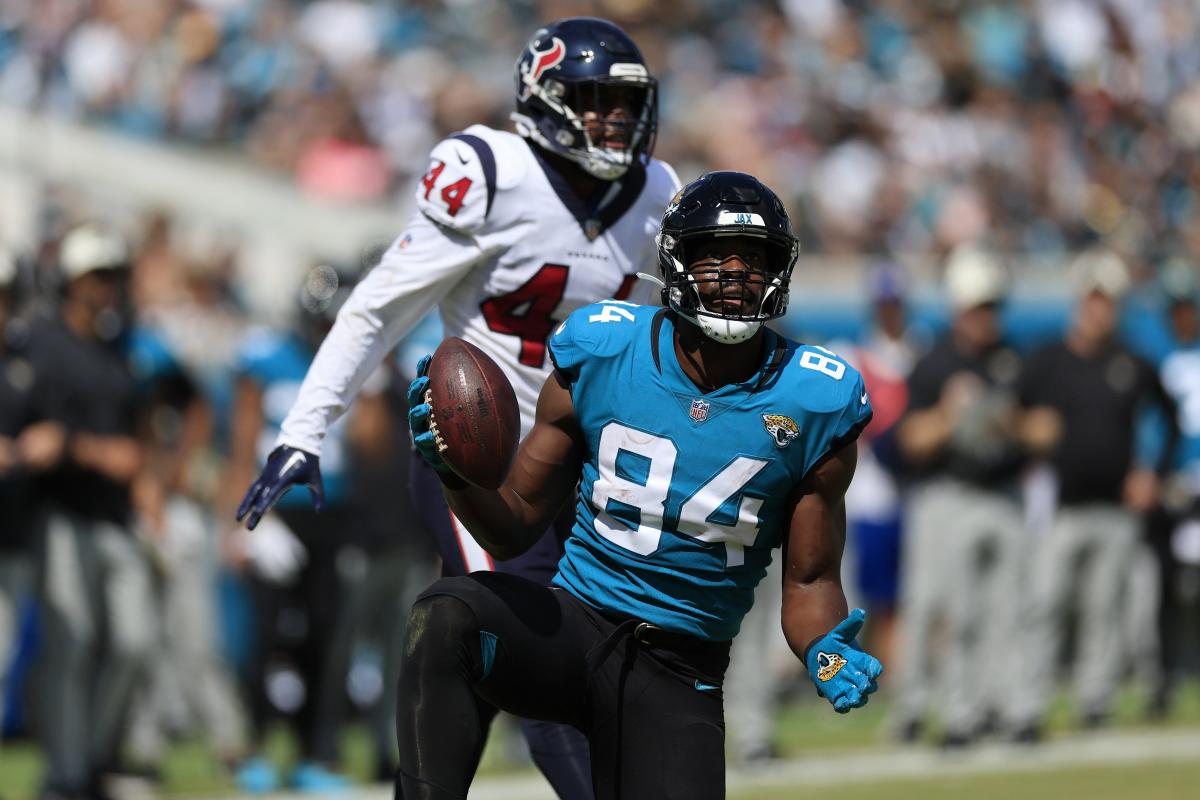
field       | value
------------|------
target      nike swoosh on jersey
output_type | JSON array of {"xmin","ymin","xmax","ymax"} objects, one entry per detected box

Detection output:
[
  {"xmin": 694, "ymin": 680, "xmax": 721, "ymax": 692},
  {"xmin": 456, "ymin": 149, "xmax": 470, "ymax": 165},
  {"xmin": 860, "ymin": 392, "xmax": 868, "ymax": 405}
]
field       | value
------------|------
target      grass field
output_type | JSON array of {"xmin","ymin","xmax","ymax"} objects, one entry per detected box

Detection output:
[
  {"xmin": 729, "ymin": 760, "xmax": 1200, "ymax": 800},
  {"xmin": 1, "ymin": 681, "xmax": 1197, "ymax": 798}
]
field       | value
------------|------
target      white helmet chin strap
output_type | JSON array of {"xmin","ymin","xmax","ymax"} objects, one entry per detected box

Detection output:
[{"xmin": 693, "ymin": 307, "xmax": 761, "ymax": 344}]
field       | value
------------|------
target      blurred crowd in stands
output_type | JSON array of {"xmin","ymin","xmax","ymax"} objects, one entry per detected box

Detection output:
[
  {"xmin": 4, "ymin": 0, "xmax": 1200, "ymax": 264},
  {"xmin": 2, "ymin": 0, "xmax": 1200, "ymax": 797}
]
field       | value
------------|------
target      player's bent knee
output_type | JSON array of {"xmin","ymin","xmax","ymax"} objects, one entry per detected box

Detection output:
[
  {"xmin": 403, "ymin": 587, "xmax": 487, "ymax": 680},
  {"xmin": 406, "ymin": 592, "xmax": 477, "ymax": 646}
]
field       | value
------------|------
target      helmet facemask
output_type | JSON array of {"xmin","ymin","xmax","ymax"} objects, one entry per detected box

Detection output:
[
  {"xmin": 657, "ymin": 229, "xmax": 797, "ymax": 344},
  {"xmin": 516, "ymin": 75, "xmax": 657, "ymax": 180}
]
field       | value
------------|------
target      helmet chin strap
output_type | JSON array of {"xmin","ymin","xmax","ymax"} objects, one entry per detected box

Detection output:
[
  {"xmin": 582, "ymin": 151, "xmax": 629, "ymax": 180},
  {"xmin": 694, "ymin": 309, "xmax": 761, "ymax": 344}
]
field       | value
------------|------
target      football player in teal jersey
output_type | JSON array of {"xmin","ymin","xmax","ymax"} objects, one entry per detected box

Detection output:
[{"xmin": 400, "ymin": 172, "xmax": 881, "ymax": 799}]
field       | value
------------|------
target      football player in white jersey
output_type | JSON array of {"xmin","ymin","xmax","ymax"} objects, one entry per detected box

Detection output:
[{"xmin": 236, "ymin": 17, "xmax": 680, "ymax": 799}]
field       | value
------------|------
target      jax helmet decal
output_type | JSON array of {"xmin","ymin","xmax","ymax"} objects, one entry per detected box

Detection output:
[
  {"xmin": 512, "ymin": 17, "xmax": 657, "ymax": 181},
  {"xmin": 654, "ymin": 171, "xmax": 800, "ymax": 344}
]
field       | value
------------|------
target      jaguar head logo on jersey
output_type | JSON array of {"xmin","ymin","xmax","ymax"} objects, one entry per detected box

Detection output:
[
  {"xmin": 657, "ymin": 172, "xmax": 800, "ymax": 345},
  {"xmin": 512, "ymin": 17, "xmax": 658, "ymax": 181},
  {"xmin": 816, "ymin": 651, "xmax": 848, "ymax": 682},
  {"xmin": 762, "ymin": 414, "xmax": 799, "ymax": 448},
  {"xmin": 690, "ymin": 398, "xmax": 710, "ymax": 423}
]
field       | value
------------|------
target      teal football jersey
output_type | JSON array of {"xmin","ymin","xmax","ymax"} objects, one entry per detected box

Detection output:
[{"xmin": 548, "ymin": 302, "xmax": 873, "ymax": 641}]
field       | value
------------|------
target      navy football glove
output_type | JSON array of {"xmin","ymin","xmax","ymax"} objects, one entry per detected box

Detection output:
[
  {"xmin": 236, "ymin": 445, "xmax": 324, "ymax": 530},
  {"xmin": 805, "ymin": 608, "xmax": 883, "ymax": 713},
  {"xmin": 407, "ymin": 354, "xmax": 456, "ymax": 478}
]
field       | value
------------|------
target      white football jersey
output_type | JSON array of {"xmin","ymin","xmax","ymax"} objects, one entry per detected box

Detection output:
[{"xmin": 278, "ymin": 124, "xmax": 681, "ymax": 452}]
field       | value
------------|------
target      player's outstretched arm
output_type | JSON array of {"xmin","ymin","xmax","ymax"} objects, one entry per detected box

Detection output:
[
  {"xmin": 780, "ymin": 440, "xmax": 883, "ymax": 713},
  {"xmin": 277, "ymin": 212, "xmax": 484, "ymax": 458},
  {"xmin": 440, "ymin": 370, "xmax": 584, "ymax": 560}
]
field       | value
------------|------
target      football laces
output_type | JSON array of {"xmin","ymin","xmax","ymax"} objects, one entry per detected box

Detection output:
[{"xmin": 424, "ymin": 388, "xmax": 448, "ymax": 453}]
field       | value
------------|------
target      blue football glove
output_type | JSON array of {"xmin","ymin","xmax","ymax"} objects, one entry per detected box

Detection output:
[
  {"xmin": 407, "ymin": 354, "xmax": 454, "ymax": 477},
  {"xmin": 236, "ymin": 445, "xmax": 324, "ymax": 530},
  {"xmin": 805, "ymin": 608, "xmax": 883, "ymax": 714}
]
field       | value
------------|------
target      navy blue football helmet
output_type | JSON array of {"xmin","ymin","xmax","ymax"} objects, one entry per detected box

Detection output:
[
  {"xmin": 656, "ymin": 172, "xmax": 798, "ymax": 343},
  {"xmin": 513, "ymin": 17, "xmax": 657, "ymax": 180}
]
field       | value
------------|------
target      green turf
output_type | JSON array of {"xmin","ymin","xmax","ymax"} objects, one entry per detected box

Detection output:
[
  {"xmin": 729, "ymin": 760, "xmax": 1200, "ymax": 800},
  {"xmin": 0, "ymin": 680, "xmax": 1196, "ymax": 798},
  {"xmin": 774, "ymin": 677, "xmax": 1200, "ymax": 753}
]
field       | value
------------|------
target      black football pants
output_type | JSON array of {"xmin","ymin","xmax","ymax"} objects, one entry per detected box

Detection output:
[
  {"xmin": 407, "ymin": 454, "xmax": 593, "ymax": 800},
  {"xmin": 395, "ymin": 572, "xmax": 730, "ymax": 800}
]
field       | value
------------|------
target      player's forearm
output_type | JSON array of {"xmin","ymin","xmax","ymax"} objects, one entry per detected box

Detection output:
[
  {"xmin": 278, "ymin": 305, "xmax": 395, "ymax": 455},
  {"xmin": 781, "ymin": 578, "xmax": 850, "ymax": 662},
  {"xmin": 441, "ymin": 483, "xmax": 544, "ymax": 560}
]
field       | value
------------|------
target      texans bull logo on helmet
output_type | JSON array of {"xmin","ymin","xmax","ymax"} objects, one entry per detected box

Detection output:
[{"xmin": 520, "ymin": 35, "xmax": 566, "ymax": 97}]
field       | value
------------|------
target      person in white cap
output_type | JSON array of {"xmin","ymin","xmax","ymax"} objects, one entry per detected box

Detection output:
[
  {"xmin": 1009, "ymin": 248, "xmax": 1179, "ymax": 739},
  {"xmin": 891, "ymin": 244, "xmax": 1028, "ymax": 747},
  {"xmin": 23, "ymin": 223, "xmax": 156, "ymax": 800}
]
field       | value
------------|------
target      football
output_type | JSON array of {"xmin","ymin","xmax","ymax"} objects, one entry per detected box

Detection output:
[{"xmin": 425, "ymin": 337, "xmax": 520, "ymax": 490}]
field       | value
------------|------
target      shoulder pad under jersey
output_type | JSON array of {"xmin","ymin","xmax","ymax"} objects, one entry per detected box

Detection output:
[
  {"xmin": 548, "ymin": 301, "xmax": 655, "ymax": 381},
  {"xmin": 414, "ymin": 124, "xmax": 529, "ymax": 234}
]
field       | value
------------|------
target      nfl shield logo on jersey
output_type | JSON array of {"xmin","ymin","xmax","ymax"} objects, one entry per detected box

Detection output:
[{"xmin": 690, "ymin": 398, "xmax": 710, "ymax": 423}]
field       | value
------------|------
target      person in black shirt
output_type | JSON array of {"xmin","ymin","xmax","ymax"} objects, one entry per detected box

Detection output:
[
  {"xmin": 27, "ymin": 224, "xmax": 155, "ymax": 800},
  {"xmin": 1011, "ymin": 249, "xmax": 1178, "ymax": 736},
  {"xmin": 892, "ymin": 246, "xmax": 1027, "ymax": 747}
]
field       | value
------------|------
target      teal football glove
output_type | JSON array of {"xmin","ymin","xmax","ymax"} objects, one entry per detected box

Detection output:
[
  {"xmin": 407, "ymin": 354, "xmax": 454, "ymax": 476},
  {"xmin": 805, "ymin": 608, "xmax": 883, "ymax": 713}
]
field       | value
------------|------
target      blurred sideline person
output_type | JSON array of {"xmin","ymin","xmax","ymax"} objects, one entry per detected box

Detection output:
[
  {"xmin": 398, "ymin": 170, "xmax": 881, "ymax": 799},
  {"xmin": 334, "ymin": 378, "xmax": 438, "ymax": 781},
  {"xmin": 838, "ymin": 263, "xmax": 924, "ymax": 672},
  {"xmin": 122, "ymin": 324, "xmax": 246, "ymax": 774},
  {"xmin": 1150, "ymin": 259, "xmax": 1200, "ymax": 715},
  {"xmin": 220, "ymin": 265, "xmax": 372, "ymax": 793},
  {"xmin": 723, "ymin": 556, "xmax": 790, "ymax": 765},
  {"xmin": 0, "ymin": 248, "xmax": 45, "ymax": 737},
  {"xmin": 1011, "ymin": 250, "xmax": 1179, "ymax": 737},
  {"xmin": 892, "ymin": 246, "xmax": 1027, "ymax": 746},
  {"xmin": 235, "ymin": 17, "xmax": 679, "ymax": 799},
  {"xmin": 26, "ymin": 224, "xmax": 155, "ymax": 800}
]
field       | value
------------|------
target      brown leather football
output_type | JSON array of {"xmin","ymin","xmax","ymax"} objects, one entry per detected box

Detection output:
[{"xmin": 425, "ymin": 337, "xmax": 520, "ymax": 490}]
